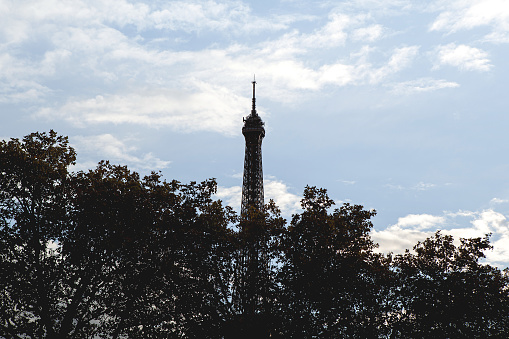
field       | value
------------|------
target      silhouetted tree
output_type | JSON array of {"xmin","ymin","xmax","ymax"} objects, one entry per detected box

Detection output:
[
  {"xmin": 0, "ymin": 131, "xmax": 76, "ymax": 338},
  {"xmin": 0, "ymin": 132, "xmax": 237, "ymax": 338},
  {"xmin": 227, "ymin": 202, "xmax": 285, "ymax": 339},
  {"xmin": 2, "ymin": 131, "xmax": 509, "ymax": 339},
  {"xmin": 277, "ymin": 186, "xmax": 392, "ymax": 338},
  {"xmin": 67, "ymin": 164, "xmax": 239, "ymax": 338},
  {"xmin": 391, "ymin": 231, "xmax": 509, "ymax": 338}
]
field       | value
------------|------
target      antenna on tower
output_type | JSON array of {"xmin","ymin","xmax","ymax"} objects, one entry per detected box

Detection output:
[{"xmin": 251, "ymin": 75, "xmax": 256, "ymax": 115}]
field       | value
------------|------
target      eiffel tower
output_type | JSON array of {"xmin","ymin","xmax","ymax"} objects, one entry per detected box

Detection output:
[
  {"xmin": 232, "ymin": 80, "xmax": 269, "ymax": 326},
  {"xmin": 241, "ymin": 79, "xmax": 265, "ymax": 217}
]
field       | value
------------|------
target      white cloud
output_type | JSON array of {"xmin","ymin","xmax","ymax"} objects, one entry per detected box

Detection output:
[
  {"xmin": 340, "ymin": 180, "xmax": 356, "ymax": 185},
  {"xmin": 0, "ymin": 80, "xmax": 51, "ymax": 103},
  {"xmin": 31, "ymin": 34, "xmax": 421, "ymax": 132},
  {"xmin": 413, "ymin": 182, "xmax": 437, "ymax": 191},
  {"xmin": 265, "ymin": 179, "xmax": 302, "ymax": 215},
  {"xmin": 262, "ymin": 12, "xmax": 374, "ymax": 56},
  {"xmin": 372, "ymin": 207, "xmax": 509, "ymax": 268},
  {"xmin": 1, "ymin": 0, "xmax": 428, "ymax": 133},
  {"xmin": 491, "ymin": 198, "xmax": 509, "ymax": 204},
  {"xmin": 396, "ymin": 213, "xmax": 446, "ymax": 230},
  {"xmin": 433, "ymin": 43, "xmax": 492, "ymax": 71},
  {"xmin": 352, "ymin": 24, "xmax": 384, "ymax": 42},
  {"xmin": 391, "ymin": 77, "xmax": 459, "ymax": 94},
  {"xmin": 216, "ymin": 185, "xmax": 242, "ymax": 211},
  {"xmin": 448, "ymin": 210, "xmax": 509, "ymax": 266},
  {"xmin": 0, "ymin": 52, "xmax": 57, "ymax": 103},
  {"xmin": 368, "ymin": 46, "xmax": 420, "ymax": 84},
  {"xmin": 430, "ymin": 0, "xmax": 509, "ymax": 44},
  {"xmin": 336, "ymin": 0, "xmax": 417, "ymax": 15},
  {"xmin": 146, "ymin": 1, "xmax": 297, "ymax": 33},
  {"xmin": 216, "ymin": 178, "xmax": 301, "ymax": 217},
  {"xmin": 430, "ymin": 0, "xmax": 509, "ymax": 41},
  {"xmin": 336, "ymin": 199, "xmax": 352, "ymax": 205},
  {"xmin": 251, "ymin": 44, "xmax": 419, "ymax": 93},
  {"xmin": 0, "ymin": 0, "xmax": 295, "ymax": 40},
  {"xmin": 0, "ymin": 0, "xmax": 312, "ymax": 105},
  {"xmin": 72, "ymin": 134, "xmax": 170, "ymax": 170},
  {"xmin": 385, "ymin": 181, "xmax": 439, "ymax": 191},
  {"xmin": 372, "ymin": 227, "xmax": 434, "ymax": 254},
  {"xmin": 36, "ymin": 82, "xmax": 248, "ymax": 136},
  {"xmin": 300, "ymin": 13, "xmax": 350, "ymax": 48},
  {"xmin": 372, "ymin": 213, "xmax": 444, "ymax": 254}
]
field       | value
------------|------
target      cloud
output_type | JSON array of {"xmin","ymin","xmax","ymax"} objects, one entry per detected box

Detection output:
[
  {"xmin": 430, "ymin": 0, "xmax": 509, "ymax": 44},
  {"xmin": 0, "ymin": 80, "xmax": 51, "ymax": 103},
  {"xmin": 430, "ymin": 0, "xmax": 509, "ymax": 42},
  {"xmin": 147, "ymin": 1, "xmax": 310, "ymax": 34},
  {"xmin": 262, "ymin": 12, "xmax": 381, "ymax": 56},
  {"xmin": 0, "ymin": 52, "xmax": 58, "ymax": 103},
  {"xmin": 336, "ymin": 199, "xmax": 352, "ymax": 205},
  {"xmin": 384, "ymin": 181, "xmax": 438, "ymax": 191},
  {"xmin": 253, "ymin": 44, "xmax": 420, "ymax": 93},
  {"xmin": 391, "ymin": 77, "xmax": 460, "ymax": 94},
  {"xmin": 0, "ymin": 0, "xmax": 456, "ymax": 137},
  {"xmin": 371, "ymin": 214, "xmax": 444, "ymax": 254},
  {"xmin": 265, "ymin": 179, "xmax": 302, "ymax": 215},
  {"xmin": 3, "ymin": 1, "xmax": 425, "ymax": 130},
  {"xmin": 372, "ymin": 227, "xmax": 434, "ymax": 255},
  {"xmin": 372, "ymin": 207, "xmax": 509, "ymax": 268},
  {"xmin": 0, "ymin": 0, "xmax": 311, "ymax": 104},
  {"xmin": 352, "ymin": 24, "xmax": 384, "ymax": 42},
  {"xmin": 396, "ymin": 213, "xmax": 446, "ymax": 230},
  {"xmin": 413, "ymin": 182, "xmax": 437, "ymax": 191},
  {"xmin": 367, "ymin": 46, "xmax": 420, "ymax": 84},
  {"xmin": 0, "ymin": 0, "xmax": 296, "ymax": 40},
  {"xmin": 300, "ymin": 13, "xmax": 350, "ymax": 48},
  {"xmin": 336, "ymin": 0, "xmax": 418, "ymax": 15},
  {"xmin": 340, "ymin": 180, "xmax": 356, "ymax": 185},
  {"xmin": 433, "ymin": 43, "xmax": 492, "ymax": 71},
  {"xmin": 36, "ymin": 82, "xmax": 248, "ymax": 136},
  {"xmin": 216, "ymin": 185, "xmax": 242, "ymax": 211},
  {"xmin": 72, "ymin": 134, "xmax": 170, "ymax": 171},
  {"xmin": 216, "ymin": 178, "xmax": 301, "ymax": 217},
  {"xmin": 491, "ymin": 198, "xmax": 509, "ymax": 204},
  {"xmin": 32, "ymin": 34, "xmax": 420, "ymax": 134}
]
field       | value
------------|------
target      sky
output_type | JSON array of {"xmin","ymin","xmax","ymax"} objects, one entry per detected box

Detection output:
[{"xmin": 3, "ymin": 0, "xmax": 509, "ymax": 267}]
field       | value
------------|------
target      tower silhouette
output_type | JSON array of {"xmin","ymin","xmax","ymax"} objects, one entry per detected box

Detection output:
[
  {"xmin": 241, "ymin": 80, "xmax": 265, "ymax": 217},
  {"xmin": 232, "ymin": 80, "xmax": 269, "ymax": 327}
]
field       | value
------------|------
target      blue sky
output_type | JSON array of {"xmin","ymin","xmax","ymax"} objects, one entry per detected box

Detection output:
[{"xmin": 3, "ymin": 0, "xmax": 509, "ymax": 267}]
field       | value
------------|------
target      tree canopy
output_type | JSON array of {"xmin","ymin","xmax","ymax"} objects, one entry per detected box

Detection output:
[{"xmin": 1, "ymin": 131, "xmax": 508, "ymax": 338}]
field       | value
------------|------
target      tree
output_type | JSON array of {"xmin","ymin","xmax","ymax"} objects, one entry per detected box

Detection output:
[
  {"xmin": 392, "ymin": 231, "xmax": 509, "ymax": 338},
  {"xmin": 64, "ymin": 163, "xmax": 238, "ymax": 338},
  {"xmin": 0, "ymin": 131, "xmax": 76, "ymax": 338},
  {"xmin": 3, "ymin": 131, "xmax": 509, "ymax": 338},
  {"xmin": 0, "ymin": 132, "xmax": 238, "ymax": 338},
  {"xmin": 278, "ymin": 186, "xmax": 392, "ymax": 338},
  {"xmin": 226, "ymin": 201, "xmax": 285, "ymax": 339}
]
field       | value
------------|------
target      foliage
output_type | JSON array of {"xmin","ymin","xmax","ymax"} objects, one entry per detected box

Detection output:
[
  {"xmin": 278, "ymin": 186, "xmax": 392, "ymax": 338},
  {"xmin": 392, "ymin": 231, "xmax": 509, "ymax": 338},
  {"xmin": 0, "ymin": 132, "xmax": 236, "ymax": 338},
  {"xmin": 0, "ymin": 131, "xmax": 76, "ymax": 338},
  {"xmin": 1, "ymin": 131, "xmax": 509, "ymax": 338}
]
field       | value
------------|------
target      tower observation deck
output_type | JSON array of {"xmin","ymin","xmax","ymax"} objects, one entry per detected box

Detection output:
[{"xmin": 241, "ymin": 80, "xmax": 265, "ymax": 217}]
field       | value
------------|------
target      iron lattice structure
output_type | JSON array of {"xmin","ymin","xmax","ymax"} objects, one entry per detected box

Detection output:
[
  {"xmin": 234, "ymin": 81, "xmax": 269, "ymax": 318},
  {"xmin": 241, "ymin": 81, "xmax": 265, "ymax": 217}
]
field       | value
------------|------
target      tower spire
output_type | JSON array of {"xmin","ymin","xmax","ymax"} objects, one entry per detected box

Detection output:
[{"xmin": 251, "ymin": 75, "xmax": 256, "ymax": 115}]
